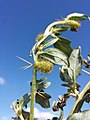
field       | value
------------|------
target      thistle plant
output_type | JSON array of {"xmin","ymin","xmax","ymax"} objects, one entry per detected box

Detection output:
[{"xmin": 11, "ymin": 13, "xmax": 90, "ymax": 120}]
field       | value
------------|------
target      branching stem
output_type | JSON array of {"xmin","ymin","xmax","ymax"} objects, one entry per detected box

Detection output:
[{"xmin": 69, "ymin": 81, "xmax": 90, "ymax": 116}]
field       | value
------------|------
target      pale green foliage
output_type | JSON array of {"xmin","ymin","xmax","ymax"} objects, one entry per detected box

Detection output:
[
  {"xmin": 67, "ymin": 110, "xmax": 90, "ymax": 120},
  {"xmin": 11, "ymin": 13, "xmax": 90, "ymax": 120}
]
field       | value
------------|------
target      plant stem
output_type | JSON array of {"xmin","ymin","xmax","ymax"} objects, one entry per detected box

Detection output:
[
  {"xmin": 44, "ymin": 20, "xmax": 66, "ymax": 36},
  {"xmin": 30, "ymin": 68, "xmax": 37, "ymax": 120},
  {"xmin": 58, "ymin": 109, "xmax": 64, "ymax": 120},
  {"xmin": 19, "ymin": 115, "xmax": 24, "ymax": 120},
  {"xmin": 69, "ymin": 81, "xmax": 90, "ymax": 116}
]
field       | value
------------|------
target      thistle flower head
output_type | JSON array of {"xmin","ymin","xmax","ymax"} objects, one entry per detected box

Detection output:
[
  {"xmin": 65, "ymin": 20, "xmax": 81, "ymax": 31},
  {"xmin": 34, "ymin": 59, "xmax": 53, "ymax": 73}
]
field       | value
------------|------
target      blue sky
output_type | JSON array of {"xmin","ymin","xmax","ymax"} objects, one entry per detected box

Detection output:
[{"xmin": 0, "ymin": 0, "xmax": 90, "ymax": 119}]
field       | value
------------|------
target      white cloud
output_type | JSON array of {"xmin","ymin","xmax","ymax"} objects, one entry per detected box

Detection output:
[
  {"xmin": 26, "ymin": 107, "xmax": 57, "ymax": 120},
  {"xmin": 0, "ymin": 77, "xmax": 5, "ymax": 85},
  {"xmin": 2, "ymin": 117, "xmax": 8, "ymax": 120},
  {"xmin": 63, "ymin": 118, "xmax": 66, "ymax": 120}
]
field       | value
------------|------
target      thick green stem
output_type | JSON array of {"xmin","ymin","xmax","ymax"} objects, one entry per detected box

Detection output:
[
  {"xmin": 30, "ymin": 68, "xmax": 37, "ymax": 120},
  {"xmin": 69, "ymin": 81, "xmax": 90, "ymax": 116}
]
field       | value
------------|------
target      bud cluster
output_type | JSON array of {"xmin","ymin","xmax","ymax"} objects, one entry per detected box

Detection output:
[
  {"xmin": 34, "ymin": 60, "xmax": 53, "ymax": 73},
  {"xmin": 65, "ymin": 20, "xmax": 80, "ymax": 31}
]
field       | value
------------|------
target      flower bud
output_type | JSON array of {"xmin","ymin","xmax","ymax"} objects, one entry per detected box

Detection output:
[
  {"xmin": 17, "ymin": 109, "xmax": 22, "ymax": 116},
  {"xmin": 34, "ymin": 60, "xmax": 53, "ymax": 73},
  {"xmin": 36, "ymin": 33, "xmax": 44, "ymax": 42},
  {"xmin": 36, "ymin": 45, "xmax": 43, "ymax": 52},
  {"xmin": 65, "ymin": 20, "xmax": 80, "ymax": 31}
]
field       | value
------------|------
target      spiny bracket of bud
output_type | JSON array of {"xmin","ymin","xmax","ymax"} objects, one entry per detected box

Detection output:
[
  {"xmin": 34, "ymin": 60, "xmax": 53, "ymax": 73},
  {"xmin": 17, "ymin": 56, "xmax": 33, "ymax": 70}
]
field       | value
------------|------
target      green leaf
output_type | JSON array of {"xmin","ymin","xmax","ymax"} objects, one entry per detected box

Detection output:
[
  {"xmin": 30, "ymin": 32, "xmax": 52, "ymax": 58},
  {"xmin": 39, "ymin": 81, "xmax": 51, "ymax": 90},
  {"xmin": 19, "ymin": 93, "xmax": 31, "ymax": 108},
  {"xmin": 43, "ymin": 48, "xmax": 68, "ymax": 65},
  {"xmin": 30, "ymin": 43, "xmax": 37, "ymax": 59},
  {"xmin": 61, "ymin": 83, "xmax": 71, "ymax": 88},
  {"xmin": 36, "ymin": 31, "xmax": 52, "ymax": 47},
  {"xmin": 88, "ymin": 54, "xmax": 90, "ymax": 61},
  {"xmin": 36, "ymin": 91, "xmax": 51, "ymax": 108},
  {"xmin": 54, "ymin": 36, "xmax": 72, "ymax": 57},
  {"xmin": 60, "ymin": 67, "xmax": 72, "ymax": 82},
  {"xmin": 37, "ymin": 77, "xmax": 47, "ymax": 83},
  {"xmin": 66, "ymin": 13, "xmax": 90, "ymax": 21},
  {"xmin": 75, "ymin": 89, "xmax": 90, "ymax": 112},
  {"xmin": 41, "ymin": 53, "xmax": 57, "ymax": 63},
  {"xmin": 69, "ymin": 47, "xmax": 82, "ymax": 80},
  {"xmin": 22, "ymin": 109, "xmax": 30, "ymax": 119},
  {"xmin": 84, "ymin": 88, "xmax": 90, "ymax": 103},
  {"xmin": 67, "ymin": 110, "xmax": 90, "ymax": 120},
  {"xmin": 43, "ymin": 38, "xmax": 59, "ymax": 48},
  {"xmin": 31, "ymin": 78, "xmax": 50, "ymax": 91},
  {"xmin": 74, "ymin": 93, "xmax": 90, "ymax": 113},
  {"xmin": 53, "ymin": 25, "xmax": 70, "ymax": 34}
]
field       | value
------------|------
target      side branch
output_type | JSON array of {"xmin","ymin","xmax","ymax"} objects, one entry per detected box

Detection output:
[{"xmin": 69, "ymin": 81, "xmax": 90, "ymax": 116}]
